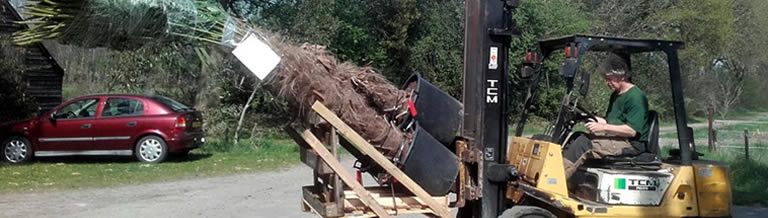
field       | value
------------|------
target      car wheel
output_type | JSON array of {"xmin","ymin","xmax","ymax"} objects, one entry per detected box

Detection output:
[
  {"xmin": 2, "ymin": 136, "xmax": 33, "ymax": 164},
  {"xmin": 135, "ymin": 136, "xmax": 168, "ymax": 163},
  {"xmin": 499, "ymin": 206, "xmax": 556, "ymax": 218}
]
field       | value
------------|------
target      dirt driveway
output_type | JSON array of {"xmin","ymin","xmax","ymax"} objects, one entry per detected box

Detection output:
[
  {"xmin": 0, "ymin": 159, "xmax": 763, "ymax": 218},
  {"xmin": 0, "ymin": 162, "xmax": 317, "ymax": 218}
]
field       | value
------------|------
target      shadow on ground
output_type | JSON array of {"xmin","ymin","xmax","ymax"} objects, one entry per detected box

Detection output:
[{"xmin": 30, "ymin": 153, "xmax": 213, "ymax": 164}]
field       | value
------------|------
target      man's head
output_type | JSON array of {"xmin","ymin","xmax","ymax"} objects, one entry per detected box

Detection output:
[{"xmin": 600, "ymin": 54, "xmax": 632, "ymax": 92}]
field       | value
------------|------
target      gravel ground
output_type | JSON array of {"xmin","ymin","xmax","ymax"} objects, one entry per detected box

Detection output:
[
  {"xmin": 0, "ymin": 158, "xmax": 434, "ymax": 218},
  {"xmin": 0, "ymin": 158, "xmax": 763, "ymax": 218}
]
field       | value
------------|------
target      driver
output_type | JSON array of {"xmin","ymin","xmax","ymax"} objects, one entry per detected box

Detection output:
[{"xmin": 562, "ymin": 54, "xmax": 649, "ymax": 178}]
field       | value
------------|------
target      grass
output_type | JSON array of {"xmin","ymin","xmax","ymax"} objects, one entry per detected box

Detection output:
[
  {"xmin": 509, "ymin": 125, "xmax": 545, "ymax": 136},
  {"xmin": 0, "ymin": 136, "xmax": 301, "ymax": 193},
  {"xmin": 723, "ymin": 108, "xmax": 768, "ymax": 121},
  {"xmin": 661, "ymin": 145, "xmax": 768, "ymax": 206},
  {"xmin": 510, "ymin": 116, "xmax": 551, "ymax": 136},
  {"xmin": 728, "ymin": 158, "xmax": 768, "ymax": 206},
  {"xmin": 659, "ymin": 112, "xmax": 768, "ymax": 206},
  {"xmin": 661, "ymin": 121, "xmax": 768, "ymax": 143}
]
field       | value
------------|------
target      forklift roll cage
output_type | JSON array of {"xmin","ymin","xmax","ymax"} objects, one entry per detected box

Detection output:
[{"xmin": 518, "ymin": 34, "xmax": 694, "ymax": 165}]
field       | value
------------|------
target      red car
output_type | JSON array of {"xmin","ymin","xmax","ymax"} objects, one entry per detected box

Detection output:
[{"xmin": 1, "ymin": 94, "xmax": 205, "ymax": 164}]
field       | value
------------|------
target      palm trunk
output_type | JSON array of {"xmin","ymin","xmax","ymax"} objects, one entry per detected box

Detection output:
[{"xmin": 235, "ymin": 88, "xmax": 258, "ymax": 143}]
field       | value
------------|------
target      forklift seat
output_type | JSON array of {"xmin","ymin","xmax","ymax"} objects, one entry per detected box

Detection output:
[{"xmin": 594, "ymin": 111, "xmax": 662, "ymax": 168}]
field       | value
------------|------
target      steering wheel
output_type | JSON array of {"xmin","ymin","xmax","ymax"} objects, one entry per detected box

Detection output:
[
  {"xmin": 65, "ymin": 111, "xmax": 77, "ymax": 119},
  {"xmin": 552, "ymin": 101, "xmax": 597, "ymax": 144},
  {"xmin": 566, "ymin": 102, "xmax": 597, "ymax": 123},
  {"xmin": 549, "ymin": 101, "xmax": 597, "ymax": 145}
]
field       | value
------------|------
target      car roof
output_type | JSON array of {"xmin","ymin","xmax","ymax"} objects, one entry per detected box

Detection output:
[{"xmin": 71, "ymin": 94, "xmax": 168, "ymax": 100}]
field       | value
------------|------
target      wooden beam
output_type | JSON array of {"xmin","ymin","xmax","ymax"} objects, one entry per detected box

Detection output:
[
  {"xmin": 311, "ymin": 101, "xmax": 453, "ymax": 217},
  {"xmin": 343, "ymin": 188, "xmax": 450, "ymax": 210},
  {"xmin": 286, "ymin": 126, "xmax": 334, "ymax": 175},
  {"xmin": 330, "ymin": 129, "xmax": 345, "ymax": 215},
  {"xmin": 300, "ymin": 129, "xmax": 394, "ymax": 218}
]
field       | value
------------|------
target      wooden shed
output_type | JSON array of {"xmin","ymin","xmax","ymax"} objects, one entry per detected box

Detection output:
[{"xmin": 1, "ymin": 0, "xmax": 64, "ymax": 113}]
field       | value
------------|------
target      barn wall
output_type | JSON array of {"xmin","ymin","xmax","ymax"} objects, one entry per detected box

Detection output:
[{"xmin": 1, "ymin": 1, "xmax": 64, "ymax": 113}]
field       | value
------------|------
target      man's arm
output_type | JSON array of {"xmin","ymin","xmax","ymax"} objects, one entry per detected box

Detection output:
[{"xmin": 585, "ymin": 122, "xmax": 637, "ymax": 137}]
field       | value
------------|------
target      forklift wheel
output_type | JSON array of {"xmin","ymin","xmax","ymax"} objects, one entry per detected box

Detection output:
[{"xmin": 499, "ymin": 206, "xmax": 556, "ymax": 218}]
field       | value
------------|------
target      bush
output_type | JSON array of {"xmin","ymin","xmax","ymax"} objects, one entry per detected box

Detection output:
[{"xmin": 0, "ymin": 36, "xmax": 39, "ymax": 122}]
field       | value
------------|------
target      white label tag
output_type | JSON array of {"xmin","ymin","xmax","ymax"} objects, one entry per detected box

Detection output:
[
  {"xmin": 232, "ymin": 34, "xmax": 282, "ymax": 80},
  {"xmin": 489, "ymin": 47, "xmax": 498, "ymax": 70}
]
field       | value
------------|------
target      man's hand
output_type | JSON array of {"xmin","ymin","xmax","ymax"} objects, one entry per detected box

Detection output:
[
  {"xmin": 585, "ymin": 122, "xmax": 606, "ymax": 133},
  {"xmin": 594, "ymin": 116, "xmax": 607, "ymax": 124}
]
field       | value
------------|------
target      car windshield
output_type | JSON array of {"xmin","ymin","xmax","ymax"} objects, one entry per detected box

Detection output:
[{"xmin": 151, "ymin": 96, "xmax": 193, "ymax": 112}]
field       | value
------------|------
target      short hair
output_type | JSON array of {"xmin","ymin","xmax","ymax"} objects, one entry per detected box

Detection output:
[{"xmin": 601, "ymin": 54, "xmax": 631, "ymax": 78}]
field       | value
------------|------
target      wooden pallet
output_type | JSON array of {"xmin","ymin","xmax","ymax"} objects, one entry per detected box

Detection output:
[
  {"xmin": 287, "ymin": 101, "xmax": 452, "ymax": 218},
  {"xmin": 301, "ymin": 186, "xmax": 450, "ymax": 218}
]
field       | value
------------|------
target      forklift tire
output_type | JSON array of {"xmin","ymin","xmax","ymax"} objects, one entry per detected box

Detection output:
[{"xmin": 499, "ymin": 206, "xmax": 556, "ymax": 218}]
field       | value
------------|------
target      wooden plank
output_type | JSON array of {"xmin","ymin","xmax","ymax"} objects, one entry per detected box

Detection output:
[
  {"xmin": 300, "ymin": 129, "xmax": 394, "ymax": 218},
  {"xmin": 302, "ymin": 186, "xmax": 346, "ymax": 217},
  {"xmin": 342, "ymin": 188, "xmax": 449, "ymax": 210},
  {"xmin": 299, "ymin": 145, "xmax": 334, "ymax": 174},
  {"xmin": 286, "ymin": 126, "xmax": 334, "ymax": 174},
  {"xmin": 303, "ymin": 186, "xmax": 330, "ymax": 217},
  {"xmin": 330, "ymin": 129, "xmax": 344, "ymax": 214},
  {"xmin": 311, "ymin": 102, "xmax": 453, "ymax": 217}
]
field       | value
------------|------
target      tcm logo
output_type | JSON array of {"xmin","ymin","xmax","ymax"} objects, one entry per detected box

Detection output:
[
  {"xmin": 615, "ymin": 178, "xmax": 660, "ymax": 191},
  {"xmin": 487, "ymin": 80, "xmax": 499, "ymax": 103}
]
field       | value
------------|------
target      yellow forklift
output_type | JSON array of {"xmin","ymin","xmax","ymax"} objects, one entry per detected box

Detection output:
[
  {"xmin": 454, "ymin": 1, "xmax": 733, "ymax": 218},
  {"xmin": 492, "ymin": 35, "xmax": 733, "ymax": 218},
  {"xmin": 295, "ymin": 1, "xmax": 733, "ymax": 218}
]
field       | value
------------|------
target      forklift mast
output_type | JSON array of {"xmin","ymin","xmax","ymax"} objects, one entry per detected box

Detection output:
[{"xmin": 461, "ymin": 0, "xmax": 520, "ymax": 217}]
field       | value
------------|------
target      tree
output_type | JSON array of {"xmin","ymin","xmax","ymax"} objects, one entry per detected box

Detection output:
[
  {"xmin": 574, "ymin": 0, "xmax": 677, "ymax": 117},
  {"xmin": 730, "ymin": 0, "xmax": 768, "ymax": 112},
  {"xmin": 408, "ymin": 0, "xmax": 464, "ymax": 98},
  {"xmin": 509, "ymin": 0, "xmax": 591, "ymax": 120},
  {"xmin": 649, "ymin": 0, "xmax": 736, "ymax": 117}
]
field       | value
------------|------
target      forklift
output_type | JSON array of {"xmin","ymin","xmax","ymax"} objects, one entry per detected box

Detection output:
[
  {"xmin": 457, "ymin": 1, "xmax": 733, "ymax": 218},
  {"xmin": 295, "ymin": 1, "xmax": 732, "ymax": 217}
]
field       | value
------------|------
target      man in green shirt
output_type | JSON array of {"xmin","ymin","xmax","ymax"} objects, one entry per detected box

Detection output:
[{"xmin": 562, "ymin": 55, "xmax": 649, "ymax": 178}]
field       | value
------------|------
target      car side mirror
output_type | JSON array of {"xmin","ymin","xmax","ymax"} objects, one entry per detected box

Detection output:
[{"xmin": 48, "ymin": 113, "xmax": 57, "ymax": 123}]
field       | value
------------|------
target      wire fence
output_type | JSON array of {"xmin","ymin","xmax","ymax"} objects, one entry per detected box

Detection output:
[{"xmin": 702, "ymin": 122, "xmax": 768, "ymax": 160}]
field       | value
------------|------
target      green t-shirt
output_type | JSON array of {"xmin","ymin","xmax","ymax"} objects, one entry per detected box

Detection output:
[{"xmin": 605, "ymin": 86, "xmax": 649, "ymax": 142}]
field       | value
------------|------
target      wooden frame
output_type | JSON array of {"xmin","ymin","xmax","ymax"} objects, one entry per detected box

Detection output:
[{"xmin": 290, "ymin": 101, "xmax": 453, "ymax": 218}]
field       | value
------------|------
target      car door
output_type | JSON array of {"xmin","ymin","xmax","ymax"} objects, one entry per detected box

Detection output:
[
  {"xmin": 37, "ymin": 98, "xmax": 100, "ymax": 152},
  {"xmin": 91, "ymin": 97, "xmax": 145, "ymax": 151}
]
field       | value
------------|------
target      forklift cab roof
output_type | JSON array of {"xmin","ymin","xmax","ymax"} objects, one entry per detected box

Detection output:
[{"xmin": 537, "ymin": 34, "xmax": 685, "ymax": 56}]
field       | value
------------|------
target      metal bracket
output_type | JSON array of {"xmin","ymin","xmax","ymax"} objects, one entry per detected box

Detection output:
[{"xmin": 488, "ymin": 28, "xmax": 521, "ymax": 37}]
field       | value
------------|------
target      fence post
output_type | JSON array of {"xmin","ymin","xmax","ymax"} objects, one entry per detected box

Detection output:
[
  {"xmin": 713, "ymin": 129, "xmax": 718, "ymax": 150},
  {"xmin": 708, "ymin": 107, "xmax": 715, "ymax": 152},
  {"xmin": 744, "ymin": 129, "xmax": 750, "ymax": 161}
]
